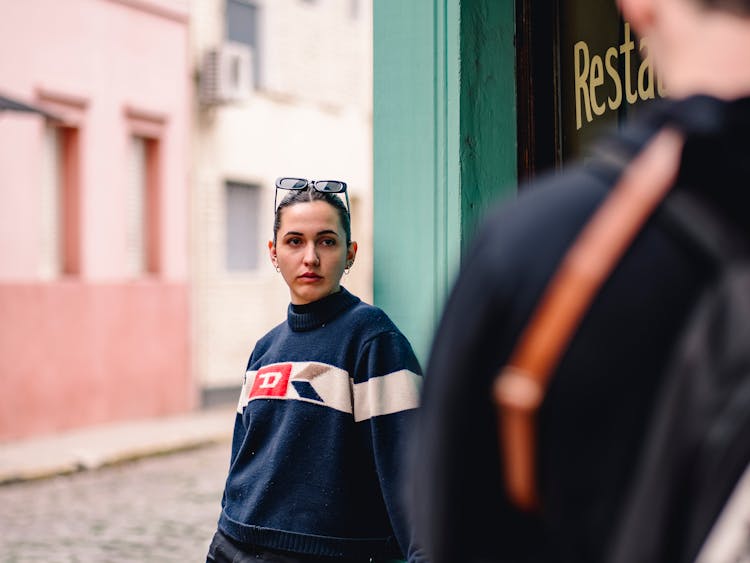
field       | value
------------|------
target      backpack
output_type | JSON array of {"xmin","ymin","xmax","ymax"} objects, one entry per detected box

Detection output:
[{"xmin": 492, "ymin": 127, "xmax": 750, "ymax": 562}]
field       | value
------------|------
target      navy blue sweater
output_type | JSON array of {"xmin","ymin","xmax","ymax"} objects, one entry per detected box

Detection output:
[{"xmin": 218, "ymin": 287, "xmax": 424, "ymax": 561}]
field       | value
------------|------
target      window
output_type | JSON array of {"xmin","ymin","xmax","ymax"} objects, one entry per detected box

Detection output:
[
  {"xmin": 40, "ymin": 124, "xmax": 80, "ymax": 278},
  {"xmin": 226, "ymin": 181, "xmax": 261, "ymax": 271},
  {"xmin": 226, "ymin": 0, "xmax": 261, "ymax": 87},
  {"xmin": 516, "ymin": 0, "xmax": 659, "ymax": 178},
  {"xmin": 126, "ymin": 135, "xmax": 160, "ymax": 276}
]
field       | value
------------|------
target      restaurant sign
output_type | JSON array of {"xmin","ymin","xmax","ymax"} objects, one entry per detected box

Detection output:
[{"xmin": 558, "ymin": 2, "xmax": 663, "ymax": 160}]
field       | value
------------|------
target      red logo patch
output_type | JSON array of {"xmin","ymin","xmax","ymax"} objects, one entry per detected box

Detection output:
[{"xmin": 249, "ymin": 363, "xmax": 292, "ymax": 398}]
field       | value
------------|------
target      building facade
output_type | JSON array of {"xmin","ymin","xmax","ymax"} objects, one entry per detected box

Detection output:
[
  {"xmin": 0, "ymin": 0, "xmax": 374, "ymax": 442},
  {"xmin": 373, "ymin": 0, "xmax": 658, "ymax": 362},
  {"xmin": 189, "ymin": 0, "xmax": 374, "ymax": 404},
  {"xmin": 0, "ymin": 0, "xmax": 192, "ymax": 441}
]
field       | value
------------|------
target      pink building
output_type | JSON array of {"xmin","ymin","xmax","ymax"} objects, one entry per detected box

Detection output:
[{"xmin": 0, "ymin": 0, "xmax": 193, "ymax": 441}]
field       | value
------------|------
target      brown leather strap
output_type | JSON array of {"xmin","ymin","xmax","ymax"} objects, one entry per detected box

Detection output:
[{"xmin": 492, "ymin": 128, "xmax": 685, "ymax": 511}]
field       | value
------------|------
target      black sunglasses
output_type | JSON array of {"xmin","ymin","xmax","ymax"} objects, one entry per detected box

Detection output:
[{"xmin": 274, "ymin": 177, "xmax": 350, "ymax": 216}]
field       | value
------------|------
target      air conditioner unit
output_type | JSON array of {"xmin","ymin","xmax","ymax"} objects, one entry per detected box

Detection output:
[{"xmin": 200, "ymin": 42, "xmax": 254, "ymax": 105}]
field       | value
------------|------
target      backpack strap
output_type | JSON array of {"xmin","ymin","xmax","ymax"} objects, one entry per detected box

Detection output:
[{"xmin": 492, "ymin": 128, "xmax": 685, "ymax": 512}]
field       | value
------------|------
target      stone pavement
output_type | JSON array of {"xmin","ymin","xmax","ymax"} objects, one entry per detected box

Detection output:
[
  {"xmin": 0, "ymin": 406, "xmax": 236, "ymax": 486},
  {"xmin": 0, "ymin": 440, "xmax": 232, "ymax": 562}
]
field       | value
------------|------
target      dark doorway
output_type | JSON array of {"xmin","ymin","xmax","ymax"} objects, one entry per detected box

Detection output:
[{"xmin": 515, "ymin": 0, "xmax": 559, "ymax": 181}]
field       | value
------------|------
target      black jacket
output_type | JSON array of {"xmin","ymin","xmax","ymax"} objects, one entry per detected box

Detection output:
[{"xmin": 407, "ymin": 95, "xmax": 750, "ymax": 563}]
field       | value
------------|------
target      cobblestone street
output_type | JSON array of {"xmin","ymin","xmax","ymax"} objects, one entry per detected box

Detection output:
[{"xmin": 0, "ymin": 442, "xmax": 231, "ymax": 563}]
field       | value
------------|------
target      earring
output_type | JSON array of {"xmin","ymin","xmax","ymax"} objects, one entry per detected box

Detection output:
[
  {"xmin": 344, "ymin": 261, "xmax": 352, "ymax": 275},
  {"xmin": 274, "ymin": 265, "xmax": 280, "ymax": 273}
]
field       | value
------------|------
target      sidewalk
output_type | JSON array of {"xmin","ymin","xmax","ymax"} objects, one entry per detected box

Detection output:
[{"xmin": 0, "ymin": 406, "xmax": 236, "ymax": 485}]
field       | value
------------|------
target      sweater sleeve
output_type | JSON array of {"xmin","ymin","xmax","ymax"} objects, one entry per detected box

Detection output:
[{"xmin": 354, "ymin": 330, "xmax": 428, "ymax": 563}]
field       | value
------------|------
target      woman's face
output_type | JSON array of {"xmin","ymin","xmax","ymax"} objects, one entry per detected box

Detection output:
[{"xmin": 269, "ymin": 200, "xmax": 357, "ymax": 305}]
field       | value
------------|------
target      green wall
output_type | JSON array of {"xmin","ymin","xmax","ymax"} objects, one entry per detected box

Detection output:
[{"xmin": 373, "ymin": 0, "xmax": 518, "ymax": 365}]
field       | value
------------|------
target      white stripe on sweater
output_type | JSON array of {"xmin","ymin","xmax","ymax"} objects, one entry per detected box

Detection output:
[
  {"xmin": 237, "ymin": 361, "xmax": 421, "ymax": 421},
  {"xmin": 352, "ymin": 369, "xmax": 422, "ymax": 422}
]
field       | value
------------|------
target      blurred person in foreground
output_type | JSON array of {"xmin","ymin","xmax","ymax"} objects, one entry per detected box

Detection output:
[
  {"xmin": 407, "ymin": 0, "xmax": 750, "ymax": 562},
  {"xmin": 207, "ymin": 180, "xmax": 425, "ymax": 562}
]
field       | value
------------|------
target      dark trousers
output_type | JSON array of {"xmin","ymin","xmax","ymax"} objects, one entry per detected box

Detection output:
[{"xmin": 206, "ymin": 530, "xmax": 379, "ymax": 563}]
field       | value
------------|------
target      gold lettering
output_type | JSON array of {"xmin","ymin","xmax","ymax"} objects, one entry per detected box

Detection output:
[
  {"xmin": 620, "ymin": 23, "xmax": 638, "ymax": 104},
  {"xmin": 571, "ymin": 21, "xmax": 664, "ymax": 132},
  {"xmin": 590, "ymin": 55, "xmax": 606, "ymax": 116},
  {"xmin": 574, "ymin": 41, "xmax": 592, "ymax": 130},
  {"xmin": 605, "ymin": 47, "xmax": 622, "ymax": 110},
  {"xmin": 638, "ymin": 37, "xmax": 655, "ymax": 99}
]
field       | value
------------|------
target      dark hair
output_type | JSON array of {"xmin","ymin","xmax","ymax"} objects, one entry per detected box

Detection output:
[
  {"xmin": 695, "ymin": 0, "xmax": 750, "ymax": 14},
  {"xmin": 272, "ymin": 187, "xmax": 352, "ymax": 246}
]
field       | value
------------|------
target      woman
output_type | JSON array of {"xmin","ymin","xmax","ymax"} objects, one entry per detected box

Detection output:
[{"xmin": 207, "ymin": 179, "xmax": 425, "ymax": 563}]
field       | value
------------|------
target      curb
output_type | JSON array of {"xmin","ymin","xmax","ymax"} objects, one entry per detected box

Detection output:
[{"xmin": 0, "ymin": 407, "xmax": 235, "ymax": 486}]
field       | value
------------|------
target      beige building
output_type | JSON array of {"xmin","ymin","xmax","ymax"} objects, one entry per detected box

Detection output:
[{"xmin": 189, "ymin": 0, "xmax": 373, "ymax": 404}]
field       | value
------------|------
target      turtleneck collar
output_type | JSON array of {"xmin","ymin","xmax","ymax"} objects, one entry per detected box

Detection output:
[{"xmin": 287, "ymin": 287, "xmax": 360, "ymax": 332}]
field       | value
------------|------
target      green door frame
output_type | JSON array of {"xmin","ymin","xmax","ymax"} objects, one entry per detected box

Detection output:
[{"xmin": 373, "ymin": 0, "xmax": 518, "ymax": 364}]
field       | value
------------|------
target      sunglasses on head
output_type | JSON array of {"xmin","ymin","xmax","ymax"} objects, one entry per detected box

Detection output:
[{"xmin": 274, "ymin": 177, "xmax": 350, "ymax": 216}]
